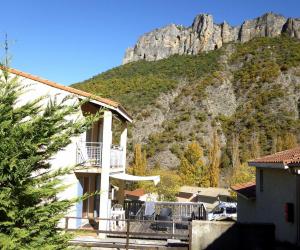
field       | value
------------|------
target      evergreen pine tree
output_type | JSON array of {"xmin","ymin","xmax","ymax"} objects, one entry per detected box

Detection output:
[{"xmin": 0, "ymin": 68, "xmax": 95, "ymax": 249}]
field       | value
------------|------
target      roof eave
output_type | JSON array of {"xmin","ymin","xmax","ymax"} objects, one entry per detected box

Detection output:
[
  {"xmin": 248, "ymin": 161, "xmax": 287, "ymax": 169},
  {"xmin": 236, "ymin": 192, "xmax": 256, "ymax": 200},
  {"xmin": 5, "ymin": 67, "xmax": 133, "ymax": 123},
  {"xmin": 88, "ymin": 99, "xmax": 133, "ymax": 123}
]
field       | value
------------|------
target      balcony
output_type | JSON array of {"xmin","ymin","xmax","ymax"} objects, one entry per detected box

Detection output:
[{"xmin": 76, "ymin": 141, "xmax": 124, "ymax": 170}]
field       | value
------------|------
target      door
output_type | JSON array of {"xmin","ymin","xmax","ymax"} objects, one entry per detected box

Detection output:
[
  {"xmin": 86, "ymin": 120, "xmax": 103, "ymax": 143},
  {"xmin": 80, "ymin": 175, "xmax": 97, "ymax": 218}
]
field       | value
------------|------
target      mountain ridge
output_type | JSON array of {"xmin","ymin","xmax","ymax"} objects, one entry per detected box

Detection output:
[{"xmin": 123, "ymin": 12, "xmax": 300, "ymax": 64}]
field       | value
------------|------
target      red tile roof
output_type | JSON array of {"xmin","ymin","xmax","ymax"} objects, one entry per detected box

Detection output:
[
  {"xmin": 124, "ymin": 188, "xmax": 145, "ymax": 197},
  {"xmin": 249, "ymin": 147, "xmax": 300, "ymax": 165},
  {"xmin": 6, "ymin": 67, "xmax": 133, "ymax": 121},
  {"xmin": 231, "ymin": 181, "xmax": 256, "ymax": 199}
]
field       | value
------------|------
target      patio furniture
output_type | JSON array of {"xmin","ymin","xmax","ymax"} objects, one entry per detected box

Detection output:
[
  {"xmin": 110, "ymin": 204, "xmax": 125, "ymax": 230},
  {"xmin": 144, "ymin": 201, "xmax": 155, "ymax": 220},
  {"xmin": 152, "ymin": 207, "xmax": 172, "ymax": 231}
]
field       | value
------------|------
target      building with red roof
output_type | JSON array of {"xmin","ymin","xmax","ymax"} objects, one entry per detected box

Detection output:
[{"xmin": 232, "ymin": 147, "xmax": 300, "ymax": 244}]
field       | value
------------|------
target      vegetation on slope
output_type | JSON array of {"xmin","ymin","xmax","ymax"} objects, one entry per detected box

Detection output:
[
  {"xmin": 73, "ymin": 50, "xmax": 222, "ymax": 112},
  {"xmin": 73, "ymin": 36, "xmax": 300, "ymax": 187},
  {"xmin": 220, "ymin": 36, "xmax": 300, "ymax": 165}
]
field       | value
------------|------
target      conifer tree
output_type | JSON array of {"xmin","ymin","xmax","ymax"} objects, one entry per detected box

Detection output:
[
  {"xmin": 276, "ymin": 136, "xmax": 283, "ymax": 152},
  {"xmin": 208, "ymin": 131, "xmax": 220, "ymax": 187},
  {"xmin": 231, "ymin": 134, "xmax": 240, "ymax": 169},
  {"xmin": 0, "ymin": 68, "xmax": 95, "ymax": 249},
  {"xmin": 250, "ymin": 132, "xmax": 261, "ymax": 159},
  {"xmin": 178, "ymin": 141, "xmax": 209, "ymax": 187}
]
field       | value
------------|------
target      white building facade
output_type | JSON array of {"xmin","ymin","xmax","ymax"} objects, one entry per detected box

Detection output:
[{"xmin": 7, "ymin": 68, "xmax": 158, "ymax": 233}]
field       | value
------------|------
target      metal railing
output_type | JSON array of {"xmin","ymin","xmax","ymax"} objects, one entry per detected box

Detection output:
[
  {"xmin": 76, "ymin": 142, "xmax": 124, "ymax": 169},
  {"xmin": 64, "ymin": 216, "xmax": 190, "ymax": 249},
  {"xmin": 126, "ymin": 200, "xmax": 207, "ymax": 221},
  {"xmin": 110, "ymin": 145, "xmax": 123, "ymax": 168},
  {"xmin": 76, "ymin": 142, "xmax": 103, "ymax": 167}
]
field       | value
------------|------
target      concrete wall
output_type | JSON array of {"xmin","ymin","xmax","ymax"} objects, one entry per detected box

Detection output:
[
  {"xmin": 191, "ymin": 221, "xmax": 236, "ymax": 250},
  {"xmin": 256, "ymin": 168, "xmax": 297, "ymax": 243},
  {"xmin": 237, "ymin": 194, "xmax": 256, "ymax": 222},
  {"xmin": 191, "ymin": 221, "xmax": 275, "ymax": 250},
  {"xmin": 237, "ymin": 168, "xmax": 298, "ymax": 244}
]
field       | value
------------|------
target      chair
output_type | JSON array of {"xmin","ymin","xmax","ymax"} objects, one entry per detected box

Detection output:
[
  {"xmin": 112, "ymin": 204, "xmax": 123, "ymax": 211},
  {"xmin": 152, "ymin": 207, "xmax": 172, "ymax": 231},
  {"xmin": 110, "ymin": 204, "xmax": 125, "ymax": 230},
  {"xmin": 144, "ymin": 201, "xmax": 155, "ymax": 220}
]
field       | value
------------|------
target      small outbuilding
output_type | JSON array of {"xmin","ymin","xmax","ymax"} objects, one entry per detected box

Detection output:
[
  {"xmin": 232, "ymin": 147, "xmax": 300, "ymax": 244},
  {"xmin": 176, "ymin": 186, "xmax": 232, "ymax": 211}
]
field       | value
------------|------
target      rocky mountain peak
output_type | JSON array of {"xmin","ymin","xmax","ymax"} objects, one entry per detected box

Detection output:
[{"xmin": 123, "ymin": 13, "xmax": 300, "ymax": 64}]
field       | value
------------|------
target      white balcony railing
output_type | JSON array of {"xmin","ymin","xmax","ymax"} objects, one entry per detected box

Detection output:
[
  {"xmin": 110, "ymin": 145, "xmax": 123, "ymax": 168},
  {"xmin": 76, "ymin": 141, "xmax": 124, "ymax": 169}
]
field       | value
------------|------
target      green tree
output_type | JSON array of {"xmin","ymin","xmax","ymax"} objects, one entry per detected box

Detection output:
[
  {"xmin": 178, "ymin": 141, "xmax": 209, "ymax": 187},
  {"xmin": 0, "ymin": 68, "xmax": 95, "ymax": 249}
]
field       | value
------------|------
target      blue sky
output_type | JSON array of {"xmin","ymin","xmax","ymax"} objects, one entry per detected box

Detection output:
[{"xmin": 1, "ymin": 0, "xmax": 299, "ymax": 85}]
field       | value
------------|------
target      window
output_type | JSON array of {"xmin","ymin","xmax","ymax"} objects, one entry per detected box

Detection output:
[
  {"xmin": 260, "ymin": 169, "xmax": 264, "ymax": 192},
  {"xmin": 226, "ymin": 207, "xmax": 237, "ymax": 214}
]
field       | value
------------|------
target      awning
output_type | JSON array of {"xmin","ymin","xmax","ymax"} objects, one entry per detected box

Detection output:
[{"xmin": 109, "ymin": 173, "xmax": 160, "ymax": 185}]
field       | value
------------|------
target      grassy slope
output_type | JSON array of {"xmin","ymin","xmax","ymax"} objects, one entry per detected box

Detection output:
[{"xmin": 73, "ymin": 36, "xmax": 300, "ymax": 170}]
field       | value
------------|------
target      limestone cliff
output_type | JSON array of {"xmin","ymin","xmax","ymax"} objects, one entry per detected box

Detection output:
[{"xmin": 123, "ymin": 13, "xmax": 300, "ymax": 64}]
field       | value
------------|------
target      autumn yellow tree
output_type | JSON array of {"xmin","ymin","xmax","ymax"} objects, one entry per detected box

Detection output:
[
  {"xmin": 141, "ymin": 169, "xmax": 181, "ymax": 201},
  {"xmin": 178, "ymin": 141, "xmax": 209, "ymax": 187},
  {"xmin": 230, "ymin": 163, "xmax": 255, "ymax": 186},
  {"xmin": 282, "ymin": 133, "xmax": 298, "ymax": 150},
  {"xmin": 272, "ymin": 133, "xmax": 297, "ymax": 153},
  {"xmin": 127, "ymin": 144, "xmax": 147, "ymax": 189},
  {"xmin": 208, "ymin": 131, "xmax": 220, "ymax": 187},
  {"xmin": 130, "ymin": 144, "xmax": 147, "ymax": 176}
]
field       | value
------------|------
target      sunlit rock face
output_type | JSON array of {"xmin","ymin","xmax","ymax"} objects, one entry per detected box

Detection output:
[{"xmin": 123, "ymin": 12, "xmax": 300, "ymax": 64}]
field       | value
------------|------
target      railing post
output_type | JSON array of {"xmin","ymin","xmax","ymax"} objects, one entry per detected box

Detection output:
[
  {"xmin": 189, "ymin": 222, "xmax": 192, "ymax": 250},
  {"xmin": 126, "ymin": 219, "xmax": 130, "ymax": 250},
  {"xmin": 65, "ymin": 217, "xmax": 69, "ymax": 231},
  {"xmin": 172, "ymin": 218, "xmax": 175, "ymax": 239}
]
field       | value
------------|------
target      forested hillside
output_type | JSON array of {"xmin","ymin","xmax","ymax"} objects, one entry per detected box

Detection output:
[{"xmin": 73, "ymin": 36, "xmax": 300, "ymax": 187}]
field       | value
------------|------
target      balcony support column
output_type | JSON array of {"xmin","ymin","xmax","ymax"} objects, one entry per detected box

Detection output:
[
  {"xmin": 120, "ymin": 122, "xmax": 127, "ymax": 172},
  {"xmin": 98, "ymin": 110, "xmax": 112, "ymax": 237}
]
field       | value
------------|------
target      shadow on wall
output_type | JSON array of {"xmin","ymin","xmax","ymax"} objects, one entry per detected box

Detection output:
[
  {"xmin": 191, "ymin": 221, "xmax": 275, "ymax": 250},
  {"xmin": 206, "ymin": 223, "xmax": 274, "ymax": 250}
]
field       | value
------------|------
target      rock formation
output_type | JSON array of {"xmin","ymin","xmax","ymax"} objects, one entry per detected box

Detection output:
[{"xmin": 123, "ymin": 13, "xmax": 300, "ymax": 64}]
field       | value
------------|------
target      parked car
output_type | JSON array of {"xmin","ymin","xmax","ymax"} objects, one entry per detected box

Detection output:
[{"xmin": 207, "ymin": 202, "xmax": 237, "ymax": 221}]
